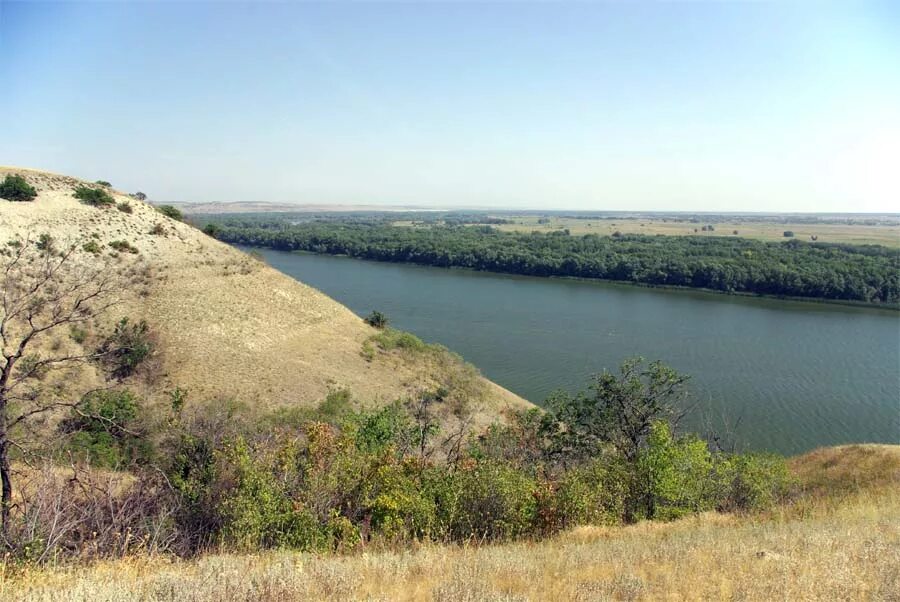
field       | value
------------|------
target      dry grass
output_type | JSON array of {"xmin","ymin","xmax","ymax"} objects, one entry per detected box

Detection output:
[
  {"xmin": 4, "ymin": 445, "xmax": 898, "ymax": 601},
  {"xmin": 0, "ymin": 166, "xmax": 529, "ymax": 424},
  {"xmin": 434, "ymin": 215, "xmax": 900, "ymax": 247}
]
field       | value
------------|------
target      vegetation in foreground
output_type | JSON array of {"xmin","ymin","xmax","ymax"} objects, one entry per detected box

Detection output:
[
  {"xmin": 207, "ymin": 220, "xmax": 900, "ymax": 305},
  {"xmin": 4, "ymin": 445, "xmax": 897, "ymax": 601}
]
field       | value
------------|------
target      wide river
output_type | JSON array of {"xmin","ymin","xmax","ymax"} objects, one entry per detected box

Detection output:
[{"xmin": 242, "ymin": 247, "xmax": 900, "ymax": 455}]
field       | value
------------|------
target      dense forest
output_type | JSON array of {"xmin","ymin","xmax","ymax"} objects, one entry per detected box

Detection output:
[{"xmin": 207, "ymin": 220, "xmax": 900, "ymax": 304}]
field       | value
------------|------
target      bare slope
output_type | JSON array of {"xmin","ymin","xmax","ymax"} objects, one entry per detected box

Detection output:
[{"xmin": 0, "ymin": 167, "xmax": 529, "ymax": 423}]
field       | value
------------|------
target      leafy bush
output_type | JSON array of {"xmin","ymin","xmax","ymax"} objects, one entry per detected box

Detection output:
[
  {"xmin": 713, "ymin": 453, "xmax": 792, "ymax": 512},
  {"xmin": 95, "ymin": 180, "xmax": 112, "ymax": 187},
  {"xmin": 59, "ymin": 389, "xmax": 145, "ymax": 467},
  {"xmin": 82, "ymin": 240, "xmax": 101, "ymax": 255},
  {"xmin": 364, "ymin": 310, "xmax": 389, "ymax": 329},
  {"xmin": 74, "ymin": 185, "xmax": 115, "ymax": 207},
  {"xmin": 547, "ymin": 455, "xmax": 628, "ymax": 530},
  {"xmin": 635, "ymin": 422, "xmax": 714, "ymax": 520},
  {"xmin": 149, "ymin": 223, "xmax": 167, "ymax": 236},
  {"xmin": 371, "ymin": 328, "xmax": 426, "ymax": 352},
  {"xmin": 452, "ymin": 460, "xmax": 539, "ymax": 540},
  {"xmin": 0, "ymin": 174, "xmax": 37, "ymax": 201},
  {"xmin": 783, "ymin": 231, "xmax": 795, "ymax": 238},
  {"xmin": 117, "ymin": 201, "xmax": 133, "ymax": 213},
  {"xmin": 156, "ymin": 205, "xmax": 183, "ymax": 221},
  {"xmin": 97, "ymin": 317, "xmax": 154, "ymax": 379},
  {"xmin": 35, "ymin": 233, "xmax": 55, "ymax": 253},
  {"xmin": 108, "ymin": 240, "xmax": 139, "ymax": 254},
  {"xmin": 202, "ymin": 223, "xmax": 221, "ymax": 238}
]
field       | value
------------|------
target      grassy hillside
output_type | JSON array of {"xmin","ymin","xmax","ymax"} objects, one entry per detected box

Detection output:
[
  {"xmin": 5, "ymin": 444, "xmax": 897, "ymax": 601},
  {"xmin": 0, "ymin": 167, "xmax": 529, "ymax": 427}
]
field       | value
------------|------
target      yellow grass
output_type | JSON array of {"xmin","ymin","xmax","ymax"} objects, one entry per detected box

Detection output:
[
  {"xmin": 5, "ymin": 445, "xmax": 898, "ymax": 601},
  {"xmin": 432, "ymin": 215, "xmax": 900, "ymax": 247}
]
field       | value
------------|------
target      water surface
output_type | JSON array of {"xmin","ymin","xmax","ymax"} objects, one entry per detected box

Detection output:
[{"xmin": 243, "ymin": 246, "xmax": 900, "ymax": 454}]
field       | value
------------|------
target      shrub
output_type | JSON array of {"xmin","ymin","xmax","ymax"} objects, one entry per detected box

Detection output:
[
  {"xmin": 108, "ymin": 240, "xmax": 139, "ymax": 254},
  {"xmin": 59, "ymin": 389, "xmax": 144, "ymax": 467},
  {"xmin": 97, "ymin": 317, "xmax": 154, "ymax": 379},
  {"xmin": 95, "ymin": 180, "xmax": 112, "ymax": 187},
  {"xmin": 0, "ymin": 174, "xmax": 37, "ymax": 201},
  {"xmin": 82, "ymin": 240, "xmax": 101, "ymax": 255},
  {"xmin": 713, "ymin": 453, "xmax": 792, "ymax": 512},
  {"xmin": 149, "ymin": 223, "xmax": 167, "ymax": 236},
  {"xmin": 156, "ymin": 204, "xmax": 183, "ymax": 221},
  {"xmin": 35, "ymin": 233, "xmax": 54, "ymax": 253},
  {"xmin": 783, "ymin": 231, "xmax": 795, "ymax": 238},
  {"xmin": 69, "ymin": 324, "xmax": 88, "ymax": 344},
  {"xmin": 635, "ymin": 422, "xmax": 714, "ymax": 521},
  {"xmin": 130, "ymin": 191, "xmax": 147, "ymax": 201},
  {"xmin": 202, "ymin": 223, "xmax": 221, "ymax": 238},
  {"xmin": 364, "ymin": 310, "xmax": 389, "ymax": 329},
  {"xmin": 547, "ymin": 455, "xmax": 628, "ymax": 530},
  {"xmin": 370, "ymin": 329, "xmax": 426, "ymax": 352},
  {"xmin": 117, "ymin": 201, "xmax": 133, "ymax": 213},
  {"xmin": 439, "ymin": 460, "xmax": 539, "ymax": 540},
  {"xmin": 74, "ymin": 185, "xmax": 115, "ymax": 207}
]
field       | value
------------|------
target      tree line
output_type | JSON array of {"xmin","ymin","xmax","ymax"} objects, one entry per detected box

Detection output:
[{"xmin": 208, "ymin": 221, "xmax": 900, "ymax": 304}]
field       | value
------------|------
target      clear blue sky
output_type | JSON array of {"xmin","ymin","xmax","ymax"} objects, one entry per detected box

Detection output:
[{"xmin": 2, "ymin": 1, "xmax": 898, "ymax": 212}]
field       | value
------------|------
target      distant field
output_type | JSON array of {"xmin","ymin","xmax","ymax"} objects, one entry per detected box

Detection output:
[{"xmin": 413, "ymin": 216, "xmax": 900, "ymax": 247}]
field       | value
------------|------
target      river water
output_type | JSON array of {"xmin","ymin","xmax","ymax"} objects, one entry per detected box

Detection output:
[{"xmin": 242, "ymin": 246, "xmax": 900, "ymax": 454}]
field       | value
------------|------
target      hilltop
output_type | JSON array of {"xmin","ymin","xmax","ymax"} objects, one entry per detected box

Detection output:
[{"xmin": 0, "ymin": 167, "xmax": 529, "ymax": 425}]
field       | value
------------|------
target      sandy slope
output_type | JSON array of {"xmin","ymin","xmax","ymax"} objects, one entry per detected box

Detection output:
[{"xmin": 0, "ymin": 167, "xmax": 529, "ymax": 422}]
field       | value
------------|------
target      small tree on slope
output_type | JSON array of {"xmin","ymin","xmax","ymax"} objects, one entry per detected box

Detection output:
[{"xmin": 0, "ymin": 235, "xmax": 138, "ymax": 545}]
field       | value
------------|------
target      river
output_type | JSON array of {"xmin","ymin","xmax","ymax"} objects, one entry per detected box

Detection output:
[{"xmin": 241, "ymin": 246, "xmax": 900, "ymax": 455}]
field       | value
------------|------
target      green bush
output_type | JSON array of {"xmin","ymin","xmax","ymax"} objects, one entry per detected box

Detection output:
[
  {"xmin": 635, "ymin": 422, "xmax": 715, "ymax": 520},
  {"xmin": 217, "ymin": 437, "xmax": 327, "ymax": 551},
  {"xmin": 74, "ymin": 185, "xmax": 115, "ymax": 207},
  {"xmin": 202, "ymin": 223, "xmax": 221, "ymax": 238},
  {"xmin": 156, "ymin": 204, "xmax": 183, "ymax": 221},
  {"xmin": 97, "ymin": 317, "xmax": 154, "ymax": 378},
  {"xmin": 549, "ymin": 455, "xmax": 628, "ymax": 530},
  {"xmin": 713, "ymin": 453, "xmax": 792, "ymax": 512},
  {"xmin": 82, "ymin": 240, "xmax": 102, "ymax": 255},
  {"xmin": 371, "ymin": 328, "xmax": 426, "ymax": 352},
  {"xmin": 59, "ymin": 389, "xmax": 144, "ymax": 467},
  {"xmin": 441, "ymin": 460, "xmax": 539, "ymax": 540},
  {"xmin": 364, "ymin": 310, "xmax": 389, "ymax": 329},
  {"xmin": 108, "ymin": 240, "xmax": 139, "ymax": 254},
  {"xmin": 0, "ymin": 174, "xmax": 37, "ymax": 201},
  {"xmin": 95, "ymin": 180, "xmax": 112, "ymax": 187}
]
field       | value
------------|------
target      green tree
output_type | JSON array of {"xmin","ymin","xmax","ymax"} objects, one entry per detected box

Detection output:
[{"xmin": 544, "ymin": 358, "xmax": 690, "ymax": 463}]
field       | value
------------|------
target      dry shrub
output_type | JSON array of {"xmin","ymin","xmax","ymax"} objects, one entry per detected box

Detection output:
[{"xmin": 6, "ymin": 463, "xmax": 178, "ymax": 564}]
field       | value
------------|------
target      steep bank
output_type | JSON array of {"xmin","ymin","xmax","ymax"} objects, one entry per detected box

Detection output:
[{"xmin": 0, "ymin": 167, "xmax": 530, "ymax": 425}]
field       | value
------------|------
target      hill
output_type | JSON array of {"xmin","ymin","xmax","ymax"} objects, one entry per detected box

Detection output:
[
  {"xmin": 0, "ymin": 167, "xmax": 530, "ymax": 426},
  {"xmin": 7, "ymin": 444, "xmax": 898, "ymax": 600}
]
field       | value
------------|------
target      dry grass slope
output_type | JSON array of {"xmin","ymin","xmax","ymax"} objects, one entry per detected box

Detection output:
[
  {"xmin": 4, "ymin": 445, "xmax": 898, "ymax": 601},
  {"xmin": 0, "ymin": 167, "xmax": 529, "ymax": 426}
]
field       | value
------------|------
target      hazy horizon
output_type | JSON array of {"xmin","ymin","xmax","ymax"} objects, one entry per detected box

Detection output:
[{"xmin": 2, "ymin": 1, "xmax": 898, "ymax": 213}]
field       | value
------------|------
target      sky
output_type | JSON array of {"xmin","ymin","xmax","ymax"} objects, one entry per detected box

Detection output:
[{"xmin": 1, "ymin": 1, "xmax": 898, "ymax": 212}]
